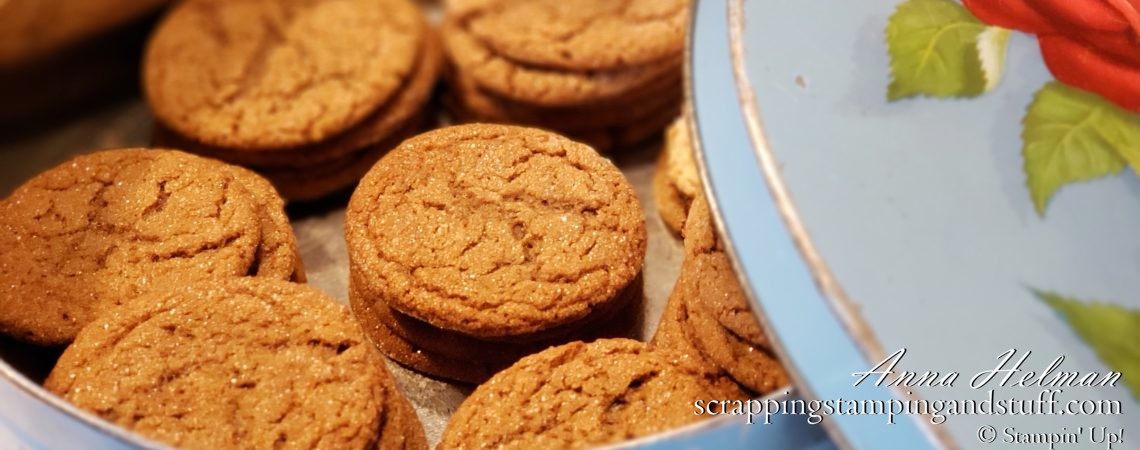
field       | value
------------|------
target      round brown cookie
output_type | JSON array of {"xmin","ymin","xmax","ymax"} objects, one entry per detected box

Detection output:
[
  {"xmin": 0, "ymin": 149, "xmax": 264, "ymax": 346},
  {"xmin": 444, "ymin": 91, "xmax": 679, "ymax": 153},
  {"xmin": 653, "ymin": 116, "xmax": 699, "ymax": 235},
  {"xmin": 567, "ymin": 98, "xmax": 681, "ymax": 152},
  {"xmin": 679, "ymin": 252, "xmax": 787, "ymax": 394},
  {"xmin": 444, "ymin": 65, "xmax": 681, "ymax": 133},
  {"xmin": 677, "ymin": 196, "xmax": 787, "ymax": 394},
  {"xmin": 682, "ymin": 196, "xmax": 769, "ymax": 347},
  {"xmin": 653, "ymin": 150, "xmax": 687, "ymax": 235},
  {"xmin": 359, "ymin": 270, "xmax": 641, "ymax": 361},
  {"xmin": 649, "ymin": 268, "xmax": 696, "ymax": 354},
  {"xmin": 437, "ymin": 339, "xmax": 746, "ymax": 450},
  {"xmin": 44, "ymin": 277, "xmax": 394, "ymax": 450},
  {"xmin": 264, "ymin": 111, "xmax": 430, "ymax": 202},
  {"xmin": 378, "ymin": 383, "xmax": 429, "ymax": 450},
  {"xmin": 348, "ymin": 279, "xmax": 505, "ymax": 384},
  {"xmin": 650, "ymin": 258, "xmax": 759, "ymax": 392},
  {"xmin": 346, "ymin": 124, "xmax": 646, "ymax": 338},
  {"xmin": 460, "ymin": 0, "xmax": 689, "ymax": 71},
  {"xmin": 680, "ymin": 190, "xmax": 718, "ymax": 256},
  {"xmin": 373, "ymin": 355, "xmax": 429, "ymax": 450},
  {"xmin": 443, "ymin": 53, "xmax": 681, "ymax": 129},
  {"xmin": 474, "ymin": 59, "xmax": 682, "ymax": 113},
  {"xmin": 664, "ymin": 116, "xmax": 700, "ymax": 201},
  {"xmin": 350, "ymin": 274, "xmax": 643, "ymax": 384},
  {"xmin": 441, "ymin": 17, "xmax": 677, "ymax": 107},
  {"xmin": 218, "ymin": 163, "xmax": 305, "ymax": 282},
  {"xmin": 149, "ymin": 24, "xmax": 441, "ymax": 169},
  {"xmin": 144, "ymin": 0, "xmax": 423, "ymax": 150}
]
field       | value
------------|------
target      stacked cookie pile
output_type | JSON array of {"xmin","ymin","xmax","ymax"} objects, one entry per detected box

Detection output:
[
  {"xmin": 143, "ymin": 0, "xmax": 440, "ymax": 202},
  {"xmin": 0, "ymin": 149, "xmax": 303, "ymax": 346},
  {"xmin": 0, "ymin": 148, "xmax": 427, "ymax": 449},
  {"xmin": 345, "ymin": 124, "xmax": 648, "ymax": 383},
  {"xmin": 441, "ymin": 0, "xmax": 689, "ymax": 151},
  {"xmin": 653, "ymin": 194, "xmax": 789, "ymax": 395}
]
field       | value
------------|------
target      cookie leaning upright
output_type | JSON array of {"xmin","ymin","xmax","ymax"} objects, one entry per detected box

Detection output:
[
  {"xmin": 0, "ymin": 148, "xmax": 302, "ymax": 346},
  {"xmin": 144, "ymin": 0, "xmax": 438, "ymax": 202},
  {"xmin": 441, "ymin": 0, "xmax": 689, "ymax": 151},
  {"xmin": 651, "ymin": 193, "xmax": 789, "ymax": 395},
  {"xmin": 438, "ymin": 339, "xmax": 745, "ymax": 450},
  {"xmin": 346, "ymin": 124, "xmax": 647, "ymax": 382},
  {"xmin": 653, "ymin": 115, "xmax": 700, "ymax": 235},
  {"xmin": 45, "ymin": 277, "xmax": 427, "ymax": 450}
]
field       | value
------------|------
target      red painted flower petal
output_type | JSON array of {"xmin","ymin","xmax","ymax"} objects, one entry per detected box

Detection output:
[
  {"xmin": 962, "ymin": 0, "xmax": 1056, "ymax": 33},
  {"xmin": 1072, "ymin": 29, "xmax": 1140, "ymax": 66},
  {"xmin": 1029, "ymin": 0, "xmax": 1131, "ymax": 32},
  {"xmin": 1039, "ymin": 34, "xmax": 1140, "ymax": 111}
]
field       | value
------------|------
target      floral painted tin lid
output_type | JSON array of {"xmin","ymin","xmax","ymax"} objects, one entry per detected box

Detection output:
[{"xmin": 681, "ymin": 0, "xmax": 1139, "ymax": 448}]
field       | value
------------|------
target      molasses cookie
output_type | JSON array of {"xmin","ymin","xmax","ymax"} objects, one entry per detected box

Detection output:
[
  {"xmin": 440, "ymin": 0, "xmax": 689, "ymax": 151},
  {"xmin": 441, "ymin": 18, "xmax": 676, "ymax": 108},
  {"xmin": 348, "ymin": 278, "xmax": 505, "ymax": 384},
  {"xmin": 462, "ymin": 0, "xmax": 689, "ymax": 71},
  {"xmin": 45, "ymin": 277, "xmax": 425, "ymax": 450},
  {"xmin": 346, "ymin": 124, "xmax": 646, "ymax": 339},
  {"xmin": 348, "ymin": 272, "xmax": 643, "ymax": 384},
  {"xmin": 222, "ymin": 164, "xmax": 305, "ymax": 281},
  {"xmin": 437, "ymin": 339, "xmax": 745, "ymax": 450},
  {"xmin": 144, "ymin": 0, "xmax": 422, "ymax": 150},
  {"xmin": 378, "ymin": 378, "xmax": 429, "ymax": 450},
  {"xmin": 144, "ymin": 0, "xmax": 438, "ymax": 201},
  {"xmin": 653, "ymin": 116, "xmax": 700, "ymax": 235},
  {"xmin": 651, "ymin": 194, "xmax": 788, "ymax": 395},
  {"xmin": 0, "ymin": 149, "xmax": 300, "ymax": 346}
]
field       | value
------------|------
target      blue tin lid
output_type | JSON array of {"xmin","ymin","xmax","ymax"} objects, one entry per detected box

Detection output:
[{"xmin": 689, "ymin": 0, "xmax": 1140, "ymax": 449}]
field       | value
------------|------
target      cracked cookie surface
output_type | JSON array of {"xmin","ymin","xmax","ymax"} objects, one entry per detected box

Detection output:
[
  {"xmin": 144, "ymin": 0, "xmax": 422, "ymax": 150},
  {"xmin": 45, "ymin": 277, "xmax": 399, "ymax": 450},
  {"xmin": 675, "ymin": 195, "xmax": 787, "ymax": 394},
  {"xmin": 437, "ymin": 339, "xmax": 743, "ymax": 450},
  {"xmin": 149, "ymin": 21, "xmax": 439, "ymax": 169},
  {"xmin": 0, "ymin": 149, "xmax": 265, "ymax": 346},
  {"xmin": 218, "ymin": 163, "xmax": 305, "ymax": 282},
  {"xmin": 461, "ymin": 0, "xmax": 689, "ymax": 71},
  {"xmin": 346, "ymin": 124, "xmax": 646, "ymax": 338}
]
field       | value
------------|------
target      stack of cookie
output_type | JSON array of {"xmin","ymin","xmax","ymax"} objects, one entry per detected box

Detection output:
[
  {"xmin": 440, "ymin": 0, "xmax": 689, "ymax": 151},
  {"xmin": 143, "ymin": 0, "xmax": 440, "ymax": 202},
  {"xmin": 653, "ymin": 194, "xmax": 789, "ymax": 395},
  {"xmin": 345, "ymin": 124, "xmax": 647, "ymax": 383},
  {"xmin": 0, "ymin": 148, "xmax": 303, "ymax": 347},
  {"xmin": 46, "ymin": 278, "xmax": 427, "ymax": 450}
]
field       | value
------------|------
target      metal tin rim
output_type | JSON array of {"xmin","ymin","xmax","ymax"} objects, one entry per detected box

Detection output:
[
  {"xmin": 689, "ymin": 0, "xmax": 959, "ymax": 448},
  {"xmin": 0, "ymin": 356, "xmax": 165, "ymax": 449}
]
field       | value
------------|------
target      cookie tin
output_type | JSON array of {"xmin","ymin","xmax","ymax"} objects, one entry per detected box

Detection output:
[
  {"xmin": 4, "ymin": 0, "xmax": 1134, "ymax": 449},
  {"xmin": 689, "ymin": 0, "xmax": 1139, "ymax": 449},
  {"xmin": 0, "ymin": 1, "xmax": 802, "ymax": 447}
]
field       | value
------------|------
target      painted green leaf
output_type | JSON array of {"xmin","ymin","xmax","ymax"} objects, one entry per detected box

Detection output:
[
  {"xmin": 1036, "ymin": 291, "xmax": 1140, "ymax": 400},
  {"xmin": 1022, "ymin": 83, "xmax": 1135, "ymax": 216},
  {"xmin": 886, "ymin": 0, "xmax": 992, "ymax": 99}
]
